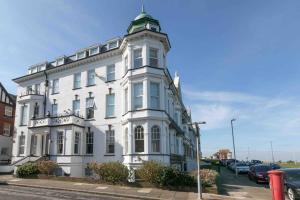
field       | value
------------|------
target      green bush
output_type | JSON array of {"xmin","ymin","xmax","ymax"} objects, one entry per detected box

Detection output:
[
  {"xmin": 16, "ymin": 162, "xmax": 39, "ymax": 178},
  {"xmin": 37, "ymin": 160, "xmax": 58, "ymax": 175},
  {"xmin": 190, "ymin": 169, "xmax": 219, "ymax": 187},
  {"xmin": 137, "ymin": 161, "xmax": 196, "ymax": 187},
  {"xmin": 89, "ymin": 162, "xmax": 129, "ymax": 184}
]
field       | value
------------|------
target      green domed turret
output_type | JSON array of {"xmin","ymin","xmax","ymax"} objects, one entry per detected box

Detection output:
[{"xmin": 127, "ymin": 5, "xmax": 161, "ymax": 34}]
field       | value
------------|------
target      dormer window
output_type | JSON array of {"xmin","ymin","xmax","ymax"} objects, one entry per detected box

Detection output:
[
  {"xmin": 77, "ymin": 51, "xmax": 86, "ymax": 60},
  {"xmin": 108, "ymin": 41, "xmax": 118, "ymax": 50},
  {"xmin": 89, "ymin": 46, "xmax": 99, "ymax": 56},
  {"xmin": 56, "ymin": 58, "xmax": 65, "ymax": 66}
]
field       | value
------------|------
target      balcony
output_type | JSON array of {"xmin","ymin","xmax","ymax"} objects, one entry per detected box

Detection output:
[
  {"xmin": 29, "ymin": 114, "xmax": 85, "ymax": 128},
  {"xmin": 18, "ymin": 90, "xmax": 44, "ymax": 103}
]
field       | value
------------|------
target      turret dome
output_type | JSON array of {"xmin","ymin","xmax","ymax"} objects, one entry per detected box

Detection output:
[{"xmin": 127, "ymin": 4, "xmax": 161, "ymax": 34}]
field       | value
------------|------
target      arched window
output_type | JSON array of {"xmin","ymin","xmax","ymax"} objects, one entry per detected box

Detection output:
[
  {"xmin": 124, "ymin": 128, "xmax": 128, "ymax": 154},
  {"xmin": 151, "ymin": 126, "xmax": 160, "ymax": 152},
  {"xmin": 134, "ymin": 125, "xmax": 144, "ymax": 152}
]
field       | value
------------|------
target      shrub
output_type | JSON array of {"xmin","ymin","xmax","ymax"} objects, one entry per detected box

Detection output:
[
  {"xmin": 37, "ymin": 160, "xmax": 58, "ymax": 175},
  {"xmin": 89, "ymin": 162, "xmax": 129, "ymax": 184},
  {"xmin": 190, "ymin": 169, "xmax": 219, "ymax": 187},
  {"xmin": 137, "ymin": 161, "xmax": 196, "ymax": 187},
  {"xmin": 16, "ymin": 162, "xmax": 39, "ymax": 178},
  {"xmin": 136, "ymin": 161, "xmax": 165, "ymax": 186}
]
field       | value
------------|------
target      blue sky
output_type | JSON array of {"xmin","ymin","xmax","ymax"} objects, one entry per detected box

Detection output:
[{"xmin": 1, "ymin": 0, "xmax": 300, "ymax": 161}]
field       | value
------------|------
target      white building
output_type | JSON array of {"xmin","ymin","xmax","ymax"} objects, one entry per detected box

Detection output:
[{"xmin": 11, "ymin": 8, "xmax": 199, "ymax": 177}]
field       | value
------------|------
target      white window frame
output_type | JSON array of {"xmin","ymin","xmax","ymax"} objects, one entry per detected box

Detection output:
[
  {"xmin": 108, "ymin": 41, "xmax": 118, "ymax": 49},
  {"xmin": 20, "ymin": 105, "xmax": 28, "ymax": 126},
  {"xmin": 86, "ymin": 131, "xmax": 94, "ymax": 154},
  {"xmin": 106, "ymin": 130, "xmax": 115, "ymax": 154},
  {"xmin": 150, "ymin": 82, "xmax": 160, "ymax": 109},
  {"xmin": 89, "ymin": 46, "xmax": 99, "ymax": 55},
  {"xmin": 87, "ymin": 69, "xmax": 95, "ymax": 86},
  {"xmin": 77, "ymin": 51, "xmax": 86, "ymax": 60},
  {"xmin": 73, "ymin": 73, "xmax": 81, "ymax": 89},
  {"xmin": 86, "ymin": 97, "xmax": 95, "ymax": 119},
  {"xmin": 133, "ymin": 48, "xmax": 143, "ymax": 68},
  {"xmin": 19, "ymin": 134, "xmax": 25, "ymax": 155},
  {"xmin": 106, "ymin": 94, "xmax": 115, "ymax": 117},
  {"xmin": 151, "ymin": 125, "xmax": 160, "ymax": 153},
  {"xmin": 134, "ymin": 125, "xmax": 144, "ymax": 153},
  {"xmin": 57, "ymin": 131, "xmax": 64, "ymax": 154},
  {"xmin": 106, "ymin": 64, "xmax": 115, "ymax": 82},
  {"xmin": 52, "ymin": 103, "xmax": 58, "ymax": 116},
  {"xmin": 74, "ymin": 132, "xmax": 81, "ymax": 154},
  {"xmin": 73, "ymin": 99, "xmax": 80, "ymax": 115},
  {"xmin": 5, "ymin": 106, "xmax": 13, "ymax": 117},
  {"xmin": 133, "ymin": 82, "xmax": 143, "ymax": 110},
  {"xmin": 52, "ymin": 79, "xmax": 59, "ymax": 94},
  {"xmin": 149, "ymin": 48, "xmax": 158, "ymax": 67}
]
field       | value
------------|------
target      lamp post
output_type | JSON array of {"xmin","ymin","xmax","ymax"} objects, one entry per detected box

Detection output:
[
  {"xmin": 231, "ymin": 119, "xmax": 238, "ymax": 177},
  {"xmin": 192, "ymin": 121, "xmax": 206, "ymax": 200}
]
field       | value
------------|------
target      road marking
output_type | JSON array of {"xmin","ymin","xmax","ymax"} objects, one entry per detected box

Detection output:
[
  {"xmin": 137, "ymin": 188, "xmax": 152, "ymax": 193},
  {"xmin": 74, "ymin": 183, "xmax": 83, "ymax": 185},
  {"xmin": 96, "ymin": 186, "xmax": 108, "ymax": 190}
]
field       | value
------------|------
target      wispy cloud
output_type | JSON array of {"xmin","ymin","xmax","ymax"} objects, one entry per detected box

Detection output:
[{"xmin": 183, "ymin": 87, "xmax": 299, "ymax": 135}]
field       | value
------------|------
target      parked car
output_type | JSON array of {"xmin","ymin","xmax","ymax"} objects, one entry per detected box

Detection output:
[
  {"xmin": 235, "ymin": 163, "xmax": 250, "ymax": 174},
  {"xmin": 248, "ymin": 164, "xmax": 272, "ymax": 183},
  {"xmin": 270, "ymin": 163, "xmax": 281, "ymax": 170},
  {"xmin": 281, "ymin": 168, "xmax": 300, "ymax": 200},
  {"xmin": 226, "ymin": 159, "xmax": 238, "ymax": 167},
  {"xmin": 250, "ymin": 160, "xmax": 263, "ymax": 166}
]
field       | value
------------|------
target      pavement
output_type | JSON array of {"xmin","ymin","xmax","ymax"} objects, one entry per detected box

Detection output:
[
  {"xmin": 218, "ymin": 167, "xmax": 272, "ymax": 200},
  {"xmin": 0, "ymin": 175, "xmax": 241, "ymax": 200}
]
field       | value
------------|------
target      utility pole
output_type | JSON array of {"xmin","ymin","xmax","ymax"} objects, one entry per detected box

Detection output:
[
  {"xmin": 270, "ymin": 141, "xmax": 275, "ymax": 163},
  {"xmin": 191, "ymin": 121, "xmax": 206, "ymax": 200},
  {"xmin": 231, "ymin": 119, "xmax": 238, "ymax": 177}
]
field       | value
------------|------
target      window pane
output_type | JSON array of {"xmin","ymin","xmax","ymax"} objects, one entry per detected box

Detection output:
[
  {"xmin": 149, "ymin": 48, "xmax": 158, "ymax": 67},
  {"xmin": 134, "ymin": 83, "xmax": 143, "ymax": 109},
  {"xmin": 52, "ymin": 104, "xmax": 58, "ymax": 116},
  {"xmin": 150, "ymin": 83, "xmax": 160, "ymax": 109},
  {"xmin": 52, "ymin": 79, "xmax": 59, "ymax": 94},
  {"xmin": 73, "ymin": 100, "xmax": 80, "ymax": 115},
  {"xmin": 106, "ymin": 65, "xmax": 115, "ymax": 81},
  {"xmin": 106, "ymin": 130, "xmax": 115, "ymax": 154},
  {"xmin": 57, "ymin": 132, "xmax": 63, "ymax": 154},
  {"xmin": 87, "ymin": 70, "xmax": 95, "ymax": 86},
  {"xmin": 106, "ymin": 94, "xmax": 115, "ymax": 117},
  {"xmin": 134, "ymin": 49, "xmax": 142, "ymax": 68},
  {"xmin": 74, "ymin": 73, "xmax": 81, "ymax": 89},
  {"xmin": 135, "ymin": 126, "xmax": 144, "ymax": 152},
  {"xmin": 86, "ymin": 132, "xmax": 94, "ymax": 154}
]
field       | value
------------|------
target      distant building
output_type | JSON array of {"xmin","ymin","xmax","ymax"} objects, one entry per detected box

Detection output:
[
  {"xmin": 0, "ymin": 82, "xmax": 16, "ymax": 163},
  {"xmin": 11, "ymin": 7, "xmax": 198, "ymax": 177}
]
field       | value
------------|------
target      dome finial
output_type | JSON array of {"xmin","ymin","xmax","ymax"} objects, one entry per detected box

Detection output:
[{"xmin": 141, "ymin": 0, "xmax": 145, "ymax": 13}]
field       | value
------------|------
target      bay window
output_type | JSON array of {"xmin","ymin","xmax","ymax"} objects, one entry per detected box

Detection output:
[{"xmin": 133, "ymin": 83, "xmax": 143, "ymax": 109}]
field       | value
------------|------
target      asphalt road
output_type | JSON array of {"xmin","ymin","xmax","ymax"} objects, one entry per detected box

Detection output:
[
  {"xmin": 219, "ymin": 167, "xmax": 272, "ymax": 200},
  {"xmin": 0, "ymin": 185, "xmax": 134, "ymax": 200}
]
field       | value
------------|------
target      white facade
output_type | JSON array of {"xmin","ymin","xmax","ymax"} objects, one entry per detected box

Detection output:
[{"xmin": 12, "ymin": 10, "xmax": 198, "ymax": 177}]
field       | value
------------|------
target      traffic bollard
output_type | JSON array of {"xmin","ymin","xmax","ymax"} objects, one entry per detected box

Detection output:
[{"xmin": 268, "ymin": 170, "xmax": 285, "ymax": 200}]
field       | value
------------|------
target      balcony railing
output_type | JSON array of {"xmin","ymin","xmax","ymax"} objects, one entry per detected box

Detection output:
[{"xmin": 29, "ymin": 114, "xmax": 85, "ymax": 128}]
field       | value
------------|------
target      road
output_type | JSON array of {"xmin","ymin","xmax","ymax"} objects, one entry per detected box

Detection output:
[
  {"xmin": 218, "ymin": 167, "xmax": 272, "ymax": 200},
  {"xmin": 0, "ymin": 185, "xmax": 134, "ymax": 200}
]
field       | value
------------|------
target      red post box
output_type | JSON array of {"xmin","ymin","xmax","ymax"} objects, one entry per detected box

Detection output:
[{"xmin": 268, "ymin": 170, "xmax": 285, "ymax": 200}]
